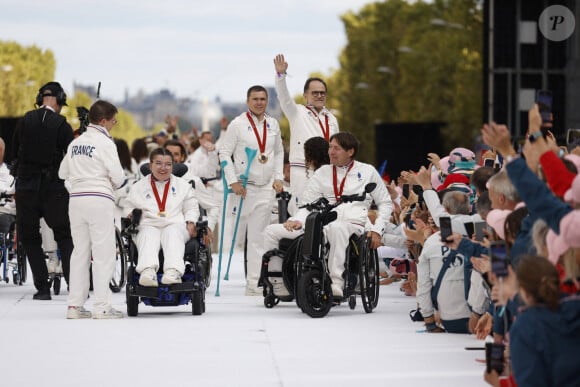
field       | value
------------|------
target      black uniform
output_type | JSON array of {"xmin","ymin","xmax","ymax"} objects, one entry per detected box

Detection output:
[{"xmin": 12, "ymin": 106, "xmax": 74, "ymax": 292}]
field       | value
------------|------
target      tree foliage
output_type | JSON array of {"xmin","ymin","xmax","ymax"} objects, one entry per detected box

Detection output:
[
  {"xmin": 333, "ymin": 0, "xmax": 483, "ymax": 164},
  {"xmin": 0, "ymin": 40, "xmax": 56, "ymax": 117}
]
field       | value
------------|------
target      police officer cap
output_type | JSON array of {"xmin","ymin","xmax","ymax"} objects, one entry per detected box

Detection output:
[{"xmin": 39, "ymin": 81, "xmax": 67, "ymax": 106}]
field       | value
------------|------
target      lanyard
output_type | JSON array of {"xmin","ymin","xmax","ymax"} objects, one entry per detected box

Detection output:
[
  {"xmin": 150, "ymin": 176, "xmax": 170, "ymax": 215},
  {"xmin": 333, "ymin": 161, "xmax": 354, "ymax": 201},
  {"xmin": 306, "ymin": 106, "xmax": 330, "ymax": 141},
  {"xmin": 246, "ymin": 112, "xmax": 267, "ymax": 154}
]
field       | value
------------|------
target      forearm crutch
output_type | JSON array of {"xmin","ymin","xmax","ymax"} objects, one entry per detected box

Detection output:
[
  {"xmin": 224, "ymin": 147, "xmax": 257, "ymax": 280},
  {"xmin": 215, "ymin": 160, "xmax": 232, "ymax": 296}
]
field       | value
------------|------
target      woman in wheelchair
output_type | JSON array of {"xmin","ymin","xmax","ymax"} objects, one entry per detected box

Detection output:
[{"xmin": 126, "ymin": 148, "xmax": 200, "ymax": 287}]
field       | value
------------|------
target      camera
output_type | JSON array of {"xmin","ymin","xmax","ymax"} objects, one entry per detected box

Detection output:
[
  {"xmin": 76, "ymin": 106, "xmax": 90, "ymax": 134},
  {"xmin": 485, "ymin": 342, "xmax": 505, "ymax": 374}
]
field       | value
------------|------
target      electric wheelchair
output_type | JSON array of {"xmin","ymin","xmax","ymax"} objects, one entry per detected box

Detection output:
[
  {"xmin": 124, "ymin": 163, "xmax": 211, "ymax": 316},
  {"xmin": 295, "ymin": 183, "xmax": 380, "ymax": 318}
]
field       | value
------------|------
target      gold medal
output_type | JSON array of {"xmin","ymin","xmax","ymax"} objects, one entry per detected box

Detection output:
[
  {"xmin": 158, "ymin": 211, "xmax": 166, "ymax": 217},
  {"xmin": 258, "ymin": 153, "xmax": 268, "ymax": 163}
]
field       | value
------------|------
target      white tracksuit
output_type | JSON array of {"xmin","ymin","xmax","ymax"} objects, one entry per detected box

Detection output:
[
  {"xmin": 218, "ymin": 111, "xmax": 284, "ymax": 289},
  {"xmin": 274, "ymin": 74, "xmax": 339, "ymax": 213},
  {"xmin": 264, "ymin": 161, "xmax": 393, "ymax": 290},
  {"xmin": 59, "ymin": 124, "xmax": 126, "ymax": 313},
  {"xmin": 125, "ymin": 175, "xmax": 200, "ymax": 275}
]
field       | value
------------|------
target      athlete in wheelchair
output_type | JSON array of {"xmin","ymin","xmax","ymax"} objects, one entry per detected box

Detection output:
[
  {"xmin": 259, "ymin": 137, "xmax": 329, "ymax": 306},
  {"xmin": 123, "ymin": 148, "xmax": 211, "ymax": 316},
  {"xmin": 262, "ymin": 133, "xmax": 392, "ymax": 317}
]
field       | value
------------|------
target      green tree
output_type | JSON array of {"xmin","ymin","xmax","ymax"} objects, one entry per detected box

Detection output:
[
  {"xmin": 62, "ymin": 91, "xmax": 146, "ymax": 143},
  {"xmin": 0, "ymin": 40, "xmax": 56, "ymax": 117},
  {"xmin": 335, "ymin": 0, "xmax": 482, "ymax": 164}
]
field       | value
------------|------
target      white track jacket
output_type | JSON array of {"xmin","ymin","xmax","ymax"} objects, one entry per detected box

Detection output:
[{"xmin": 59, "ymin": 124, "xmax": 126, "ymax": 201}]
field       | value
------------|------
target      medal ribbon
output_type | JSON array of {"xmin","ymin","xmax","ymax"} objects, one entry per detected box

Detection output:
[
  {"xmin": 246, "ymin": 112, "xmax": 267, "ymax": 155},
  {"xmin": 150, "ymin": 175, "xmax": 170, "ymax": 214},
  {"xmin": 306, "ymin": 106, "xmax": 330, "ymax": 141},
  {"xmin": 333, "ymin": 161, "xmax": 355, "ymax": 201}
]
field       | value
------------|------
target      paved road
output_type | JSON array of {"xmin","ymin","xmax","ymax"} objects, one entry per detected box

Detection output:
[{"xmin": 0, "ymin": 252, "xmax": 487, "ymax": 387}]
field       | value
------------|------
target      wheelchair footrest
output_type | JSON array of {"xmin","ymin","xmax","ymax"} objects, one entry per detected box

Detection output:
[
  {"xmin": 167, "ymin": 281, "xmax": 199, "ymax": 294},
  {"xmin": 132, "ymin": 285, "xmax": 160, "ymax": 299}
]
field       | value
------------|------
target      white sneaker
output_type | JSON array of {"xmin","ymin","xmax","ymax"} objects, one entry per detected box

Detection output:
[
  {"xmin": 161, "ymin": 269, "xmax": 182, "ymax": 285},
  {"xmin": 245, "ymin": 285, "xmax": 262, "ymax": 296},
  {"xmin": 47, "ymin": 256, "xmax": 59, "ymax": 274},
  {"xmin": 138, "ymin": 268, "xmax": 158, "ymax": 287},
  {"xmin": 93, "ymin": 307, "xmax": 123, "ymax": 319},
  {"xmin": 331, "ymin": 284, "xmax": 344, "ymax": 298},
  {"xmin": 66, "ymin": 306, "xmax": 92, "ymax": 319}
]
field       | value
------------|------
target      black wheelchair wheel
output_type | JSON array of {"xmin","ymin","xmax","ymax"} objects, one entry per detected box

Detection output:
[
  {"xmin": 52, "ymin": 276, "xmax": 61, "ymax": 295},
  {"xmin": 359, "ymin": 239, "xmax": 380, "ymax": 313},
  {"xmin": 192, "ymin": 290, "xmax": 203, "ymax": 316},
  {"xmin": 348, "ymin": 294, "xmax": 356, "ymax": 310},
  {"xmin": 296, "ymin": 270, "xmax": 332, "ymax": 318},
  {"xmin": 201, "ymin": 246, "xmax": 212, "ymax": 288},
  {"xmin": 12, "ymin": 272, "xmax": 20, "ymax": 286},
  {"xmin": 17, "ymin": 242, "xmax": 27, "ymax": 284},
  {"xmin": 109, "ymin": 228, "xmax": 127, "ymax": 293},
  {"xmin": 126, "ymin": 267, "xmax": 139, "ymax": 317},
  {"xmin": 264, "ymin": 294, "xmax": 280, "ymax": 309}
]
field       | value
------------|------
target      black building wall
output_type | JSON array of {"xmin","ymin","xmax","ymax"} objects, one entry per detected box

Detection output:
[{"xmin": 483, "ymin": 0, "xmax": 579, "ymax": 142}]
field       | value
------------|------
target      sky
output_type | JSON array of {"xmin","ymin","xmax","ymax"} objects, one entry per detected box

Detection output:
[{"xmin": 0, "ymin": 0, "xmax": 375, "ymax": 103}]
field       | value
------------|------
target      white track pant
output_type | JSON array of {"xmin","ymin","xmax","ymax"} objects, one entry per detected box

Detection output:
[
  {"xmin": 221, "ymin": 184, "xmax": 275, "ymax": 288},
  {"xmin": 262, "ymin": 223, "xmax": 304, "ymax": 273},
  {"xmin": 135, "ymin": 223, "xmax": 189, "ymax": 274},
  {"xmin": 325, "ymin": 221, "xmax": 364, "ymax": 288},
  {"xmin": 67, "ymin": 197, "xmax": 116, "ymax": 313},
  {"xmin": 40, "ymin": 217, "xmax": 57, "ymax": 252}
]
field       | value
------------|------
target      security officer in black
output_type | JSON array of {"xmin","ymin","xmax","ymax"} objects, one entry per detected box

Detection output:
[{"xmin": 12, "ymin": 82, "xmax": 74, "ymax": 300}]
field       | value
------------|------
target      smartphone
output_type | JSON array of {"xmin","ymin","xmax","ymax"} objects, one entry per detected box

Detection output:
[
  {"xmin": 490, "ymin": 240, "xmax": 509, "ymax": 277},
  {"xmin": 412, "ymin": 184, "xmax": 424, "ymax": 203},
  {"xmin": 474, "ymin": 221, "xmax": 486, "ymax": 242},
  {"xmin": 485, "ymin": 342, "xmax": 505, "ymax": 374},
  {"xmin": 567, "ymin": 128, "xmax": 580, "ymax": 145},
  {"xmin": 439, "ymin": 216, "xmax": 452, "ymax": 242},
  {"xmin": 402, "ymin": 184, "xmax": 410, "ymax": 199},
  {"xmin": 483, "ymin": 158, "xmax": 495, "ymax": 168},
  {"xmin": 464, "ymin": 222, "xmax": 474, "ymax": 239},
  {"xmin": 536, "ymin": 90, "xmax": 553, "ymax": 127}
]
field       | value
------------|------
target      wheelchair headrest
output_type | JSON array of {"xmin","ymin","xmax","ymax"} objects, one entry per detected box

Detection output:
[{"xmin": 140, "ymin": 162, "xmax": 188, "ymax": 178}]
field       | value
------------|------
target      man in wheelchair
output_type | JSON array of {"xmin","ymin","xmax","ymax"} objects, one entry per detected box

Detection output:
[
  {"xmin": 126, "ymin": 148, "xmax": 200, "ymax": 287},
  {"xmin": 265, "ymin": 132, "xmax": 392, "ymax": 298}
]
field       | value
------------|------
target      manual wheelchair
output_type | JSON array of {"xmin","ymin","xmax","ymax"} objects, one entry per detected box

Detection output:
[
  {"xmin": 0, "ymin": 195, "xmax": 26, "ymax": 286},
  {"xmin": 294, "ymin": 183, "xmax": 380, "ymax": 318}
]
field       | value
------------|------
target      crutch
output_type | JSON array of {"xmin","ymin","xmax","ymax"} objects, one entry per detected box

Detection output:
[
  {"xmin": 224, "ymin": 147, "xmax": 257, "ymax": 280},
  {"xmin": 215, "ymin": 160, "xmax": 232, "ymax": 296}
]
